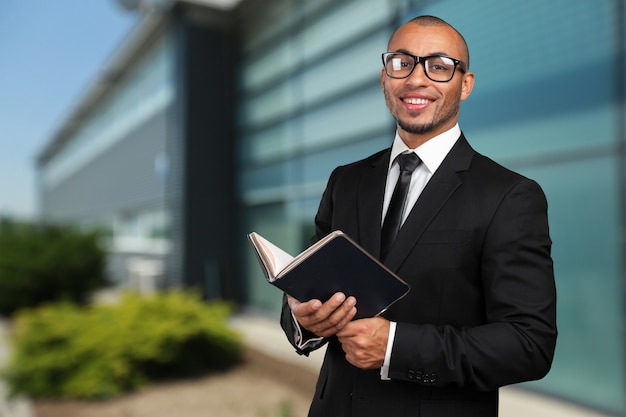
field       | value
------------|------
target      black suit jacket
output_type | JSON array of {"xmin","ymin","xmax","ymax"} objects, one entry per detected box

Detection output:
[{"xmin": 281, "ymin": 135, "xmax": 557, "ymax": 417}]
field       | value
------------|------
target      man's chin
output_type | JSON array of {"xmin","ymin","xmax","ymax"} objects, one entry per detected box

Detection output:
[{"xmin": 398, "ymin": 120, "xmax": 435, "ymax": 135}]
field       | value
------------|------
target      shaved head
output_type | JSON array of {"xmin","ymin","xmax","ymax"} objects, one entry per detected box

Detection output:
[{"xmin": 389, "ymin": 15, "xmax": 470, "ymax": 69}]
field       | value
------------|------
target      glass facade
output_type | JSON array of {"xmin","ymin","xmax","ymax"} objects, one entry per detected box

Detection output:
[
  {"xmin": 237, "ymin": 0, "xmax": 625, "ymax": 414},
  {"xmin": 37, "ymin": 25, "xmax": 175, "ymax": 292},
  {"xmin": 38, "ymin": 31, "xmax": 174, "ymax": 253},
  {"xmin": 39, "ymin": 35, "xmax": 174, "ymax": 190},
  {"xmin": 36, "ymin": 0, "xmax": 625, "ymax": 413}
]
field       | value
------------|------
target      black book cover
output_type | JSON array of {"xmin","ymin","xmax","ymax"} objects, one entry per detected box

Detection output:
[{"xmin": 248, "ymin": 231, "xmax": 410, "ymax": 319}]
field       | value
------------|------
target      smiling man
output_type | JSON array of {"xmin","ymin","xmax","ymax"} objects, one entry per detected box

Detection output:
[
  {"xmin": 382, "ymin": 18, "xmax": 473, "ymax": 148},
  {"xmin": 281, "ymin": 15, "xmax": 557, "ymax": 417}
]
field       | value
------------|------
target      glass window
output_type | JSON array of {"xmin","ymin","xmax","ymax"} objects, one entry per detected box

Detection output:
[
  {"xmin": 300, "ymin": 31, "xmax": 388, "ymax": 106},
  {"xmin": 240, "ymin": 40, "xmax": 297, "ymax": 92},
  {"xmin": 239, "ymin": 79, "xmax": 297, "ymax": 127},
  {"xmin": 298, "ymin": 0, "xmax": 392, "ymax": 61},
  {"xmin": 520, "ymin": 156, "xmax": 625, "ymax": 413},
  {"xmin": 41, "ymin": 33, "xmax": 174, "ymax": 190},
  {"xmin": 301, "ymin": 87, "xmax": 389, "ymax": 149},
  {"xmin": 243, "ymin": 202, "xmax": 302, "ymax": 314},
  {"xmin": 462, "ymin": 104, "xmax": 617, "ymax": 162},
  {"xmin": 240, "ymin": 120, "xmax": 295, "ymax": 164}
]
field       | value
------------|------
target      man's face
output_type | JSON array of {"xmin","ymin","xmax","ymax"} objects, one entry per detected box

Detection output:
[{"xmin": 381, "ymin": 23, "xmax": 474, "ymax": 146}]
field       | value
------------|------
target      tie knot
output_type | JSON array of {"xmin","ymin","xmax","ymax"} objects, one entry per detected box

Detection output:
[{"xmin": 397, "ymin": 152, "xmax": 420, "ymax": 173}]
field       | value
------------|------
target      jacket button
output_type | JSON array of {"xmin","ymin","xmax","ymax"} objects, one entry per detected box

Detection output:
[{"xmin": 424, "ymin": 373, "xmax": 437, "ymax": 383}]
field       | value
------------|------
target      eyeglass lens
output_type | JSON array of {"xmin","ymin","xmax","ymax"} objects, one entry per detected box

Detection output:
[{"xmin": 384, "ymin": 53, "xmax": 458, "ymax": 82}]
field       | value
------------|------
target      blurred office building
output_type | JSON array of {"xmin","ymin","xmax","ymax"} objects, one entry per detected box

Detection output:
[{"xmin": 36, "ymin": 0, "xmax": 625, "ymax": 414}]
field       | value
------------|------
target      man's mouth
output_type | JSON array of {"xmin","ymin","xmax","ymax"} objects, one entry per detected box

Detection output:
[{"xmin": 402, "ymin": 97, "xmax": 432, "ymax": 105}]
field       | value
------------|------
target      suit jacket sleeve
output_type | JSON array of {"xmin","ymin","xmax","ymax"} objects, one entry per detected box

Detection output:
[{"xmin": 280, "ymin": 293, "xmax": 328, "ymax": 355}]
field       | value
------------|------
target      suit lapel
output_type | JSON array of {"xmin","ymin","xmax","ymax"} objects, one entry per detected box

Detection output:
[
  {"xmin": 357, "ymin": 149, "xmax": 390, "ymax": 258},
  {"xmin": 384, "ymin": 135, "xmax": 475, "ymax": 270}
]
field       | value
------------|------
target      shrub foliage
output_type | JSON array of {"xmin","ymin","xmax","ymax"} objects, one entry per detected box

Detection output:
[
  {"xmin": 4, "ymin": 290, "xmax": 242, "ymax": 399},
  {"xmin": 0, "ymin": 221, "xmax": 107, "ymax": 316}
]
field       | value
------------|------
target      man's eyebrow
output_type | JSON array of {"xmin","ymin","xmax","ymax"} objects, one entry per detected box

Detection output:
[
  {"xmin": 391, "ymin": 48, "xmax": 414, "ymax": 55},
  {"xmin": 390, "ymin": 48, "xmax": 451, "ymax": 57}
]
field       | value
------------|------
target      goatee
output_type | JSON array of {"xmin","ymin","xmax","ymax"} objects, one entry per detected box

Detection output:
[{"xmin": 397, "ymin": 118, "xmax": 437, "ymax": 135}]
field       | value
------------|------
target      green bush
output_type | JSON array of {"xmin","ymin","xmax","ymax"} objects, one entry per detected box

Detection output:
[
  {"xmin": 0, "ymin": 221, "xmax": 107, "ymax": 316},
  {"xmin": 4, "ymin": 290, "xmax": 242, "ymax": 399}
]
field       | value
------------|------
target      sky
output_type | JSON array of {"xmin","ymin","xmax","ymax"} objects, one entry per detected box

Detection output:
[{"xmin": 0, "ymin": 1, "xmax": 139, "ymax": 219}]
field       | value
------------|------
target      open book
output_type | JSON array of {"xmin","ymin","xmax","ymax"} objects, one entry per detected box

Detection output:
[{"xmin": 247, "ymin": 230, "xmax": 410, "ymax": 319}]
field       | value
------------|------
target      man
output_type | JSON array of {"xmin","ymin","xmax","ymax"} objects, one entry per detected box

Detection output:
[{"xmin": 281, "ymin": 15, "xmax": 557, "ymax": 417}]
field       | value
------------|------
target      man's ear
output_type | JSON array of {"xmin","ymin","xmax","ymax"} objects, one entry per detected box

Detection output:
[
  {"xmin": 380, "ymin": 68, "xmax": 386, "ymax": 92},
  {"xmin": 460, "ymin": 71, "xmax": 475, "ymax": 101}
]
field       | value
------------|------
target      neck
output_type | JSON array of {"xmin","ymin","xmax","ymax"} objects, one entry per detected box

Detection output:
[
  {"xmin": 398, "ymin": 132, "xmax": 434, "ymax": 149},
  {"xmin": 398, "ymin": 126, "xmax": 453, "ymax": 149}
]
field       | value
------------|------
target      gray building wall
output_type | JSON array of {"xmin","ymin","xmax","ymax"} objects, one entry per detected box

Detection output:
[{"xmin": 40, "ymin": 110, "xmax": 168, "ymax": 221}]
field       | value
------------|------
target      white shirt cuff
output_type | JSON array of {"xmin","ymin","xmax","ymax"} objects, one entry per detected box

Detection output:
[
  {"xmin": 291, "ymin": 311, "xmax": 324, "ymax": 350},
  {"xmin": 380, "ymin": 321, "xmax": 397, "ymax": 380}
]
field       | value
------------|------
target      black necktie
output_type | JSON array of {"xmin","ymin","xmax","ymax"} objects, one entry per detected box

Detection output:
[{"xmin": 381, "ymin": 152, "xmax": 421, "ymax": 260}]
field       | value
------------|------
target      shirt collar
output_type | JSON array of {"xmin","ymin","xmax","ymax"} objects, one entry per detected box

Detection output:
[{"xmin": 389, "ymin": 124, "xmax": 461, "ymax": 174}]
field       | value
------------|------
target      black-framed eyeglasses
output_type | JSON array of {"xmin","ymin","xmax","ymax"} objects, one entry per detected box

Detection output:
[{"xmin": 382, "ymin": 52, "xmax": 467, "ymax": 82}]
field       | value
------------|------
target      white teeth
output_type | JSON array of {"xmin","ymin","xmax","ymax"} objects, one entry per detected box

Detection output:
[{"xmin": 403, "ymin": 98, "xmax": 430, "ymax": 105}]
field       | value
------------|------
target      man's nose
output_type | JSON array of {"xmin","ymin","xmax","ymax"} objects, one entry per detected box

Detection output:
[{"xmin": 406, "ymin": 62, "xmax": 430, "ymax": 85}]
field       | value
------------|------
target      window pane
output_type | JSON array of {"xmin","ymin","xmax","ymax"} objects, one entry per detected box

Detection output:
[{"xmin": 519, "ymin": 156, "xmax": 625, "ymax": 413}]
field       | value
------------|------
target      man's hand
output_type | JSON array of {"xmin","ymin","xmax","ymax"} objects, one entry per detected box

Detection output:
[
  {"xmin": 287, "ymin": 292, "xmax": 357, "ymax": 338},
  {"xmin": 336, "ymin": 317, "xmax": 390, "ymax": 370}
]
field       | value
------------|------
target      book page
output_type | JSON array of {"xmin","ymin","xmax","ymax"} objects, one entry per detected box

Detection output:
[{"xmin": 250, "ymin": 233, "xmax": 295, "ymax": 281}]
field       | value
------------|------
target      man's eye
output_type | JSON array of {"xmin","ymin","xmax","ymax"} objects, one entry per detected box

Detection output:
[
  {"xmin": 427, "ymin": 57, "xmax": 455, "ymax": 72},
  {"xmin": 390, "ymin": 57, "xmax": 412, "ymax": 71}
]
